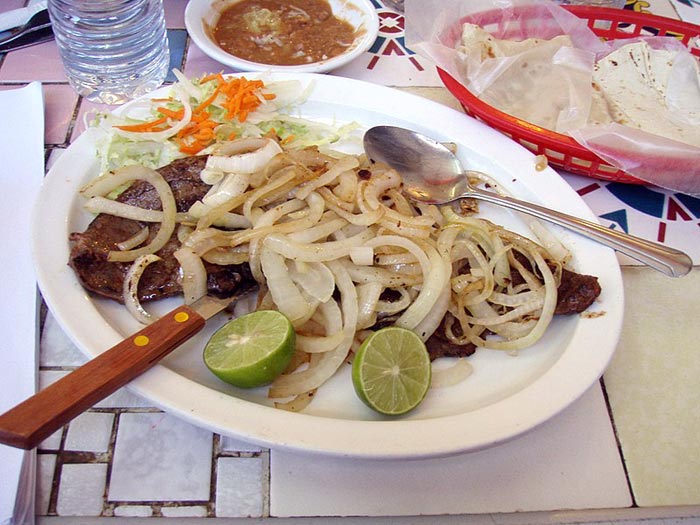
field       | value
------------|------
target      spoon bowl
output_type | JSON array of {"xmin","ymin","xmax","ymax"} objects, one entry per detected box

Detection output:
[{"xmin": 363, "ymin": 125, "xmax": 692, "ymax": 278}]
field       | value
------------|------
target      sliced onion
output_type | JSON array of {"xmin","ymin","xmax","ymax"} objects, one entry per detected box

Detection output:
[
  {"xmin": 173, "ymin": 247, "xmax": 208, "ymax": 304},
  {"xmin": 82, "ymin": 165, "xmax": 177, "ymax": 263},
  {"xmin": 113, "ymin": 84, "xmax": 193, "ymax": 143},
  {"xmin": 470, "ymin": 248, "xmax": 557, "ymax": 350},
  {"xmin": 287, "ymin": 216, "xmax": 348, "ymax": 244},
  {"xmin": 349, "ymin": 246, "xmax": 374, "ymax": 266},
  {"xmin": 202, "ymin": 173, "xmax": 251, "ymax": 208},
  {"xmin": 116, "ymin": 226, "xmax": 149, "ymax": 251},
  {"xmin": 361, "ymin": 168, "xmax": 401, "ymax": 210},
  {"xmin": 269, "ymin": 259, "xmax": 356, "ymax": 398},
  {"xmin": 84, "ymin": 197, "xmax": 189, "ymax": 223},
  {"xmin": 205, "ymin": 138, "xmax": 282, "ymax": 175},
  {"xmin": 242, "ymin": 170, "xmax": 298, "ymax": 219},
  {"xmin": 274, "ymin": 390, "xmax": 317, "ymax": 412},
  {"xmin": 356, "ymin": 281, "xmax": 383, "ymax": 329},
  {"xmin": 413, "ymin": 283, "xmax": 450, "ymax": 342},
  {"xmin": 363, "ymin": 235, "xmax": 447, "ymax": 331},
  {"xmin": 288, "ymin": 261, "xmax": 335, "ymax": 303},
  {"xmin": 188, "ymin": 201, "xmax": 252, "ymax": 229},
  {"xmin": 296, "ymin": 332, "xmax": 345, "ymax": 354},
  {"xmin": 430, "ymin": 359, "xmax": 473, "ymax": 388},
  {"xmin": 263, "ymin": 228, "xmax": 375, "ymax": 263},
  {"xmin": 346, "ymin": 265, "xmax": 421, "ymax": 288},
  {"xmin": 123, "ymin": 254, "xmax": 161, "ymax": 324},
  {"xmin": 376, "ymin": 286, "xmax": 412, "ymax": 314},
  {"xmin": 294, "ymin": 155, "xmax": 359, "ymax": 200},
  {"xmin": 260, "ymin": 246, "xmax": 314, "ymax": 323}
]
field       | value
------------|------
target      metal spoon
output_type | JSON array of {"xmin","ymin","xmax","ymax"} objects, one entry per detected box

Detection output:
[{"xmin": 363, "ymin": 125, "xmax": 693, "ymax": 278}]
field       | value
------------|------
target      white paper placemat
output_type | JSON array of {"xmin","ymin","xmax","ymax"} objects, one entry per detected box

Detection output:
[{"xmin": 0, "ymin": 81, "xmax": 44, "ymax": 525}]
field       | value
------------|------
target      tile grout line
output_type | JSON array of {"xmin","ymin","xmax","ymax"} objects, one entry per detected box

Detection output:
[
  {"xmin": 209, "ymin": 432, "xmax": 220, "ymax": 516},
  {"xmin": 100, "ymin": 408, "xmax": 121, "ymax": 516},
  {"xmin": 262, "ymin": 448, "xmax": 271, "ymax": 518},
  {"xmin": 599, "ymin": 376, "xmax": 637, "ymax": 507},
  {"xmin": 44, "ymin": 421, "xmax": 68, "ymax": 516}
]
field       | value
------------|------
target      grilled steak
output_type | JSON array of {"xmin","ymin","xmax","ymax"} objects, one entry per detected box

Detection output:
[
  {"xmin": 554, "ymin": 268, "xmax": 601, "ymax": 315},
  {"xmin": 69, "ymin": 154, "xmax": 601, "ymax": 357},
  {"xmin": 68, "ymin": 155, "xmax": 255, "ymax": 302},
  {"xmin": 426, "ymin": 266, "xmax": 601, "ymax": 360}
]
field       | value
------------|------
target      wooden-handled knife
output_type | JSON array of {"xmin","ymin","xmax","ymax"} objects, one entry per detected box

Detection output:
[{"xmin": 0, "ymin": 294, "xmax": 237, "ymax": 450}]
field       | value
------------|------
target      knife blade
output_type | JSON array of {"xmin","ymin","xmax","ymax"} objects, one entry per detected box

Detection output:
[
  {"xmin": 0, "ymin": 9, "xmax": 52, "ymax": 54},
  {"xmin": 0, "ymin": 24, "xmax": 53, "ymax": 54},
  {"xmin": 0, "ymin": 1, "xmax": 48, "ymax": 33},
  {"xmin": 0, "ymin": 294, "xmax": 239, "ymax": 450}
]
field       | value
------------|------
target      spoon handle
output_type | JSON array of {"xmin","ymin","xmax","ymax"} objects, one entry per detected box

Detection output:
[{"xmin": 466, "ymin": 186, "xmax": 693, "ymax": 277}]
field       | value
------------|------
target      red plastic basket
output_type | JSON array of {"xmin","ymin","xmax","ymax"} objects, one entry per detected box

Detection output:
[{"xmin": 439, "ymin": 5, "xmax": 700, "ymax": 184}]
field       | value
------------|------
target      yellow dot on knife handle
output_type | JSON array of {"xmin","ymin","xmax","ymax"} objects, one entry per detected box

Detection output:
[
  {"xmin": 174, "ymin": 311, "xmax": 189, "ymax": 323},
  {"xmin": 134, "ymin": 335, "xmax": 150, "ymax": 347}
]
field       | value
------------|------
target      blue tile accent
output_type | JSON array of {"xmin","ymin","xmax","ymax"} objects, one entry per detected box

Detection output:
[{"xmin": 166, "ymin": 29, "xmax": 188, "ymax": 82}]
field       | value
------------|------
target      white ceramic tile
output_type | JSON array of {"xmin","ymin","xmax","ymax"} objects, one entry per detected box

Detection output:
[
  {"xmin": 109, "ymin": 412, "xmax": 213, "ymax": 501},
  {"xmin": 42, "ymin": 83, "xmax": 79, "ymax": 146},
  {"xmin": 215, "ymin": 457, "xmax": 265, "ymax": 518},
  {"xmin": 35, "ymin": 454, "xmax": 56, "ymax": 516},
  {"xmin": 220, "ymin": 435, "xmax": 264, "ymax": 454},
  {"xmin": 270, "ymin": 384, "xmax": 630, "ymax": 517},
  {"xmin": 56, "ymin": 463, "xmax": 107, "ymax": 516},
  {"xmin": 38, "ymin": 369, "xmax": 68, "ymax": 390},
  {"xmin": 184, "ymin": 43, "xmax": 236, "ymax": 78},
  {"xmin": 37, "ymin": 370, "xmax": 67, "ymax": 449},
  {"xmin": 161, "ymin": 505, "xmax": 209, "ymax": 517},
  {"xmin": 40, "ymin": 313, "xmax": 88, "ymax": 367},
  {"xmin": 164, "ymin": 0, "xmax": 188, "ymax": 28},
  {"xmin": 64, "ymin": 412, "xmax": 114, "ymax": 453},
  {"xmin": 604, "ymin": 267, "xmax": 700, "ymax": 506},
  {"xmin": 39, "ymin": 430, "xmax": 63, "ymax": 450},
  {"xmin": 0, "ymin": 40, "xmax": 66, "ymax": 82},
  {"xmin": 41, "ymin": 312, "xmax": 150, "ymax": 408},
  {"xmin": 93, "ymin": 387, "xmax": 154, "ymax": 409},
  {"xmin": 114, "ymin": 505, "xmax": 153, "ymax": 517}
]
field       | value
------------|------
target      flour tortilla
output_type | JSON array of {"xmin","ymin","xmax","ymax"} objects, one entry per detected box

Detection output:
[
  {"xmin": 592, "ymin": 41, "xmax": 700, "ymax": 147},
  {"xmin": 457, "ymin": 23, "xmax": 590, "ymax": 132}
]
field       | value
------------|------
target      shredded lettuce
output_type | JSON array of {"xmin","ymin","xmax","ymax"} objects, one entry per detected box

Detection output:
[{"xmin": 88, "ymin": 71, "xmax": 358, "ymax": 175}]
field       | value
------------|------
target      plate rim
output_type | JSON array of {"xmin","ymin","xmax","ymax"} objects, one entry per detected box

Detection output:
[{"xmin": 32, "ymin": 72, "xmax": 625, "ymax": 459}]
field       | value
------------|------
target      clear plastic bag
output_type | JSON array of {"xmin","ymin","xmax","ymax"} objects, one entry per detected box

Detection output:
[{"xmin": 405, "ymin": 0, "xmax": 700, "ymax": 195}]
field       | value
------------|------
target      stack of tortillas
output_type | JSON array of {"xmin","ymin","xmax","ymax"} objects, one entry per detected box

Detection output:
[{"xmin": 592, "ymin": 41, "xmax": 700, "ymax": 147}]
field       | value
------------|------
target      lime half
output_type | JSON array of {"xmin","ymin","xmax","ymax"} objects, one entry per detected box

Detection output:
[
  {"xmin": 204, "ymin": 310, "xmax": 295, "ymax": 389},
  {"xmin": 352, "ymin": 326, "xmax": 432, "ymax": 416}
]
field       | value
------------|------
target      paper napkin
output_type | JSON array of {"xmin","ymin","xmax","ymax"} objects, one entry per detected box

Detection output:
[{"xmin": 0, "ymin": 82, "xmax": 44, "ymax": 525}]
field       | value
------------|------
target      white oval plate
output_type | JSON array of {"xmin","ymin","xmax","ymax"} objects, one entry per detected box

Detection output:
[
  {"xmin": 33, "ymin": 73, "xmax": 624, "ymax": 459},
  {"xmin": 184, "ymin": 0, "xmax": 379, "ymax": 74}
]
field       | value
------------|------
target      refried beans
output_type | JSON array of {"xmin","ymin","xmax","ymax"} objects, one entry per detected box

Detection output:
[{"xmin": 213, "ymin": 0, "xmax": 358, "ymax": 66}]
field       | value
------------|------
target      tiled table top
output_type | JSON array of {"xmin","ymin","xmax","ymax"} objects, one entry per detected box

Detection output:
[{"xmin": 1, "ymin": 0, "xmax": 700, "ymax": 522}]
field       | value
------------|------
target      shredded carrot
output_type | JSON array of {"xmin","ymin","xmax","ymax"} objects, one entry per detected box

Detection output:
[
  {"xmin": 156, "ymin": 106, "xmax": 184, "ymax": 120},
  {"xmin": 113, "ymin": 74, "xmax": 277, "ymax": 155},
  {"xmin": 115, "ymin": 115, "xmax": 169, "ymax": 133}
]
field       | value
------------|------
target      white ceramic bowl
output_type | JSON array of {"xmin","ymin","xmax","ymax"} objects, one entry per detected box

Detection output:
[{"xmin": 184, "ymin": 0, "xmax": 380, "ymax": 74}]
